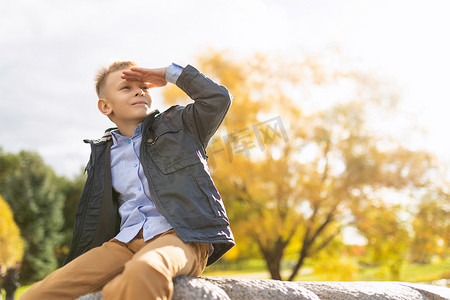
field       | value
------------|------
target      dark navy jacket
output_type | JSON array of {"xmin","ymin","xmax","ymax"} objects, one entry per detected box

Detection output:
[{"xmin": 65, "ymin": 65, "xmax": 235, "ymax": 266}]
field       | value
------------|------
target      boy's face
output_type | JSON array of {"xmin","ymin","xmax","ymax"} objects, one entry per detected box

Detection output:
[{"xmin": 99, "ymin": 69, "xmax": 152, "ymax": 124}]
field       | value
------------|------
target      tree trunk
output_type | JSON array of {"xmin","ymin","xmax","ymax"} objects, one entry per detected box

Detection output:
[
  {"xmin": 267, "ymin": 257, "xmax": 282, "ymax": 280},
  {"xmin": 288, "ymin": 242, "xmax": 309, "ymax": 281},
  {"xmin": 257, "ymin": 238, "xmax": 287, "ymax": 280}
]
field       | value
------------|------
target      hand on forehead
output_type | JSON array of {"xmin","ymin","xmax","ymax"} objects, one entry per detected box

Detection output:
[{"xmin": 121, "ymin": 67, "xmax": 168, "ymax": 88}]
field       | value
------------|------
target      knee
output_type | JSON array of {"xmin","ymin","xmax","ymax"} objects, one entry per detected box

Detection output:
[
  {"xmin": 122, "ymin": 260, "xmax": 173, "ymax": 297},
  {"xmin": 103, "ymin": 261, "xmax": 174, "ymax": 300},
  {"xmin": 123, "ymin": 259, "xmax": 171, "ymax": 285}
]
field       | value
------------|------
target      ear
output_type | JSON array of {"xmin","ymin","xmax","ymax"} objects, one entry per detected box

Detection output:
[{"xmin": 98, "ymin": 99, "xmax": 112, "ymax": 116}]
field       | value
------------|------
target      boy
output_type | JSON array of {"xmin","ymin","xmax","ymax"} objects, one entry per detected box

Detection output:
[{"xmin": 21, "ymin": 62, "xmax": 235, "ymax": 300}]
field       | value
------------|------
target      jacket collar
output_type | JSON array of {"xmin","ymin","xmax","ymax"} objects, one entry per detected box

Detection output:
[
  {"xmin": 142, "ymin": 109, "xmax": 161, "ymax": 133},
  {"xmin": 84, "ymin": 109, "xmax": 161, "ymax": 144}
]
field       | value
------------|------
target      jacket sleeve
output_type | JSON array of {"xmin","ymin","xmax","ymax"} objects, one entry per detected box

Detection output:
[{"xmin": 175, "ymin": 65, "xmax": 232, "ymax": 148}]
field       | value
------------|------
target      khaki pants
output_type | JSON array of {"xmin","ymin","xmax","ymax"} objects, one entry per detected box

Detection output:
[{"xmin": 21, "ymin": 229, "xmax": 209, "ymax": 300}]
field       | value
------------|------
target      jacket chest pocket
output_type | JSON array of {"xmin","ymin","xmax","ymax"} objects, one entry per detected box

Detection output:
[{"xmin": 146, "ymin": 128, "xmax": 203, "ymax": 174}]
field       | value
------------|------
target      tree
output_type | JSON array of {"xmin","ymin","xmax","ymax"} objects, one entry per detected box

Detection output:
[
  {"xmin": 1, "ymin": 151, "xmax": 64, "ymax": 283},
  {"xmin": 0, "ymin": 147, "xmax": 19, "ymax": 188},
  {"xmin": 54, "ymin": 171, "xmax": 86, "ymax": 266},
  {"xmin": 162, "ymin": 49, "xmax": 436, "ymax": 280},
  {"xmin": 310, "ymin": 235, "xmax": 359, "ymax": 281},
  {"xmin": 410, "ymin": 187, "xmax": 450, "ymax": 263},
  {"xmin": 352, "ymin": 199, "xmax": 411, "ymax": 280},
  {"xmin": 0, "ymin": 195, "xmax": 24, "ymax": 267}
]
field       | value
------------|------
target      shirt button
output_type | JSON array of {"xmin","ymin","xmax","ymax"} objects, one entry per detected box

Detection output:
[
  {"xmin": 128, "ymin": 140, "xmax": 131, "ymax": 144},
  {"xmin": 134, "ymin": 163, "xmax": 138, "ymax": 167},
  {"xmin": 145, "ymin": 225, "xmax": 149, "ymax": 230},
  {"xmin": 141, "ymin": 216, "xmax": 145, "ymax": 221},
  {"xmin": 138, "ymin": 186, "xmax": 142, "ymax": 191}
]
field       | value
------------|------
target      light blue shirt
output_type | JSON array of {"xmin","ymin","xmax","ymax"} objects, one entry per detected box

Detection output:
[{"xmin": 110, "ymin": 63, "xmax": 183, "ymax": 243}]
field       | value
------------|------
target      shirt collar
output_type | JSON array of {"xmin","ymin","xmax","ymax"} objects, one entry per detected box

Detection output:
[{"xmin": 111, "ymin": 123, "xmax": 143, "ymax": 145}]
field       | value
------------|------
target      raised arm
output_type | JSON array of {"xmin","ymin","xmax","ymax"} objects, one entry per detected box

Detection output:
[
  {"xmin": 175, "ymin": 65, "xmax": 232, "ymax": 148},
  {"xmin": 122, "ymin": 64, "xmax": 232, "ymax": 148}
]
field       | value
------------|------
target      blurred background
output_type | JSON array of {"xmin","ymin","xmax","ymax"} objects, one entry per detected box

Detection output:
[{"xmin": 0, "ymin": 0, "xmax": 449, "ymax": 295}]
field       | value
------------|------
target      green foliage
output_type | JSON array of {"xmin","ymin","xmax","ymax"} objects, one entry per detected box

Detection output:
[
  {"xmin": 0, "ymin": 151, "xmax": 64, "ymax": 283},
  {"xmin": 0, "ymin": 147, "xmax": 19, "ymax": 188},
  {"xmin": 54, "ymin": 171, "xmax": 85, "ymax": 266}
]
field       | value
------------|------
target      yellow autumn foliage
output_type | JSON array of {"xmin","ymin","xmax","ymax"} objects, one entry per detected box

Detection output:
[{"xmin": 0, "ymin": 195, "xmax": 24, "ymax": 267}]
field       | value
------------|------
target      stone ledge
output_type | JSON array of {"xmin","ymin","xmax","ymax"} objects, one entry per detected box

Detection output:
[{"xmin": 77, "ymin": 276, "xmax": 450, "ymax": 300}]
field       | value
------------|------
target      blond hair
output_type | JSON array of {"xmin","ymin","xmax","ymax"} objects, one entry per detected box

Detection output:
[{"xmin": 95, "ymin": 61, "xmax": 136, "ymax": 98}]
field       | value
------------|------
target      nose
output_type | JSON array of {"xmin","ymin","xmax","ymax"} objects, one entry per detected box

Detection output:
[{"xmin": 135, "ymin": 88, "xmax": 145, "ymax": 97}]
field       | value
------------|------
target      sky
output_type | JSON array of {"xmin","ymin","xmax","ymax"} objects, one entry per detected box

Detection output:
[{"xmin": 1, "ymin": 0, "xmax": 450, "ymax": 179}]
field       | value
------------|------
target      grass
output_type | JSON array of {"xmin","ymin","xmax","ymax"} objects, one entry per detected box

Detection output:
[
  {"xmin": 397, "ymin": 259, "xmax": 450, "ymax": 283},
  {"xmin": 205, "ymin": 257, "xmax": 450, "ymax": 284},
  {"xmin": 203, "ymin": 258, "xmax": 270, "ymax": 275}
]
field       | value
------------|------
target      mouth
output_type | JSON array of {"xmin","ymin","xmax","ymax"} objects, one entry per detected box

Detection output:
[{"xmin": 132, "ymin": 101, "xmax": 148, "ymax": 106}]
